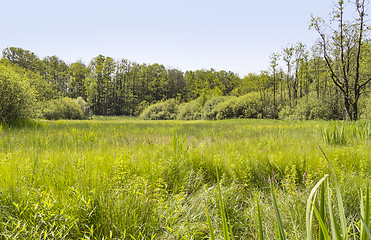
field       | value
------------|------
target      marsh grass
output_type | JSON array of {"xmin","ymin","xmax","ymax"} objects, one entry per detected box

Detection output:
[{"xmin": 0, "ymin": 118, "xmax": 370, "ymax": 238}]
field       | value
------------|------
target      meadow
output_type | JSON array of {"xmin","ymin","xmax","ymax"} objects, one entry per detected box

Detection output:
[{"xmin": 0, "ymin": 118, "xmax": 371, "ymax": 239}]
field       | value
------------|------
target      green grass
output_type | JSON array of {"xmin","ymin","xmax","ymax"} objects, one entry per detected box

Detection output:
[{"xmin": 0, "ymin": 118, "xmax": 370, "ymax": 239}]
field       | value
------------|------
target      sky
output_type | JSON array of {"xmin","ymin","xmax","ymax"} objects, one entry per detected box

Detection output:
[{"xmin": 0, "ymin": 0, "xmax": 336, "ymax": 77}]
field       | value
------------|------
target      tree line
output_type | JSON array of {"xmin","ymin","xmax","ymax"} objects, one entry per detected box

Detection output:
[
  {"xmin": 0, "ymin": 47, "xmax": 242, "ymax": 117},
  {"xmin": 1, "ymin": 1, "xmax": 371, "ymax": 121}
]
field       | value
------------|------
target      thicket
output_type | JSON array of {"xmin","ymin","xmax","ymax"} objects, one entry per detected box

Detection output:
[
  {"xmin": 140, "ymin": 91, "xmax": 345, "ymax": 121},
  {"xmin": 278, "ymin": 93, "xmax": 336, "ymax": 120},
  {"xmin": 177, "ymin": 99, "xmax": 202, "ymax": 120},
  {"xmin": 41, "ymin": 97, "xmax": 88, "ymax": 120},
  {"xmin": 201, "ymin": 96, "xmax": 230, "ymax": 120},
  {"xmin": 140, "ymin": 99, "xmax": 178, "ymax": 120},
  {"xmin": 0, "ymin": 63, "xmax": 35, "ymax": 122}
]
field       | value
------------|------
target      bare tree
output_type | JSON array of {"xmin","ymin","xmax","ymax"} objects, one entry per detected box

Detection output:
[
  {"xmin": 270, "ymin": 52, "xmax": 280, "ymax": 118},
  {"xmin": 310, "ymin": 0, "xmax": 371, "ymax": 120}
]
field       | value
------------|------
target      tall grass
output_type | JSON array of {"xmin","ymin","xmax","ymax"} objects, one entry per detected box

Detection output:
[{"xmin": 0, "ymin": 118, "xmax": 370, "ymax": 238}]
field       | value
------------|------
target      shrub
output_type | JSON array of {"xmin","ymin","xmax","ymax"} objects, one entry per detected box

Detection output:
[
  {"xmin": 212, "ymin": 92, "xmax": 263, "ymax": 120},
  {"xmin": 42, "ymin": 97, "xmax": 84, "ymax": 120},
  {"xmin": 279, "ymin": 94, "xmax": 333, "ymax": 120},
  {"xmin": 135, "ymin": 100, "xmax": 150, "ymax": 116},
  {"xmin": 278, "ymin": 105, "xmax": 294, "ymax": 120},
  {"xmin": 140, "ymin": 99, "xmax": 178, "ymax": 120},
  {"xmin": 177, "ymin": 100, "xmax": 202, "ymax": 120},
  {"xmin": 233, "ymin": 92, "xmax": 262, "ymax": 119},
  {"xmin": 215, "ymin": 97, "xmax": 238, "ymax": 120},
  {"xmin": 75, "ymin": 97, "xmax": 90, "ymax": 118},
  {"xmin": 359, "ymin": 94, "xmax": 371, "ymax": 120},
  {"xmin": 0, "ymin": 64, "xmax": 35, "ymax": 122},
  {"xmin": 201, "ymin": 96, "xmax": 230, "ymax": 120}
]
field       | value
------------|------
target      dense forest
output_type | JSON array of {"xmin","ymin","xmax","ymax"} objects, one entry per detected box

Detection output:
[{"xmin": 1, "ymin": 1, "xmax": 371, "ymax": 122}]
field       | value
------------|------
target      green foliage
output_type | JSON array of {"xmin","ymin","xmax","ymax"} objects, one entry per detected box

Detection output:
[
  {"xmin": 140, "ymin": 99, "xmax": 178, "ymax": 120},
  {"xmin": 233, "ymin": 92, "xmax": 263, "ymax": 119},
  {"xmin": 2, "ymin": 47, "xmax": 41, "ymax": 72},
  {"xmin": 75, "ymin": 97, "xmax": 89, "ymax": 118},
  {"xmin": 184, "ymin": 69, "xmax": 239, "ymax": 100},
  {"xmin": 177, "ymin": 99, "xmax": 202, "ymax": 120},
  {"xmin": 201, "ymin": 96, "xmax": 230, "ymax": 120},
  {"xmin": 135, "ymin": 100, "xmax": 150, "ymax": 116},
  {"xmin": 359, "ymin": 94, "xmax": 371, "ymax": 120},
  {"xmin": 212, "ymin": 92, "xmax": 263, "ymax": 120},
  {"xmin": 322, "ymin": 125, "xmax": 347, "ymax": 145},
  {"xmin": 0, "ymin": 63, "xmax": 35, "ymax": 122},
  {"xmin": 279, "ymin": 94, "xmax": 334, "ymax": 120},
  {"xmin": 4, "ymin": 46, "xmax": 371, "ymax": 121},
  {"xmin": 41, "ymin": 97, "xmax": 84, "ymax": 120},
  {"xmin": 215, "ymin": 97, "xmax": 238, "ymax": 120}
]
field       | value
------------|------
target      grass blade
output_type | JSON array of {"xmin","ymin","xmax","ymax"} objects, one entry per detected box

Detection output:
[
  {"xmin": 270, "ymin": 182, "xmax": 286, "ymax": 240},
  {"xmin": 256, "ymin": 195, "xmax": 264, "ymax": 240},
  {"xmin": 319, "ymin": 182, "xmax": 326, "ymax": 240},
  {"xmin": 204, "ymin": 201, "xmax": 216, "ymax": 240},
  {"xmin": 361, "ymin": 184, "xmax": 370, "ymax": 240},
  {"xmin": 318, "ymin": 145, "xmax": 348, "ymax": 239},
  {"xmin": 311, "ymin": 200, "xmax": 331, "ymax": 240},
  {"xmin": 326, "ymin": 180, "xmax": 342, "ymax": 240},
  {"xmin": 216, "ymin": 175, "xmax": 230, "ymax": 240},
  {"xmin": 306, "ymin": 174, "xmax": 329, "ymax": 240}
]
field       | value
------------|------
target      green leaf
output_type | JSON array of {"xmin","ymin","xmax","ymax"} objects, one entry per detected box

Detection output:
[
  {"xmin": 204, "ymin": 201, "xmax": 216, "ymax": 240},
  {"xmin": 256, "ymin": 195, "xmax": 264, "ymax": 240},
  {"xmin": 318, "ymin": 145, "xmax": 347, "ymax": 239},
  {"xmin": 306, "ymin": 174, "xmax": 329, "ymax": 240},
  {"xmin": 311, "ymin": 200, "xmax": 331, "ymax": 240},
  {"xmin": 270, "ymin": 182, "xmax": 286, "ymax": 240},
  {"xmin": 216, "ymin": 170, "xmax": 230, "ymax": 240}
]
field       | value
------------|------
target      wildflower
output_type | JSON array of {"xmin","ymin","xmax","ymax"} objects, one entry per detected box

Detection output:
[
  {"xmin": 303, "ymin": 171, "xmax": 307, "ymax": 181},
  {"xmin": 201, "ymin": 152, "xmax": 203, "ymax": 159},
  {"xmin": 268, "ymin": 178, "xmax": 271, "ymax": 184},
  {"xmin": 114, "ymin": 151, "xmax": 116, "ymax": 158},
  {"xmin": 266, "ymin": 149, "xmax": 268, "ymax": 153}
]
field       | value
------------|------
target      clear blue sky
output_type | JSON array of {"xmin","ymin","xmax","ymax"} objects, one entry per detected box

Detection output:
[{"xmin": 1, "ymin": 0, "xmax": 335, "ymax": 77}]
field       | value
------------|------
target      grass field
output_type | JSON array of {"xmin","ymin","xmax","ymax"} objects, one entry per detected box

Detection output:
[{"xmin": 0, "ymin": 117, "xmax": 370, "ymax": 239}]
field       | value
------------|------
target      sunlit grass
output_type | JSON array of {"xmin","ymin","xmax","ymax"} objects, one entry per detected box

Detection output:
[{"xmin": 0, "ymin": 118, "xmax": 370, "ymax": 238}]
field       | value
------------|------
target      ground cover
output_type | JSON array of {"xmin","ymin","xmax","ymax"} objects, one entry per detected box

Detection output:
[{"xmin": 0, "ymin": 118, "xmax": 370, "ymax": 239}]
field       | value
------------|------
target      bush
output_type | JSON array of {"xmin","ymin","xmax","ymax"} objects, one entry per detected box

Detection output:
[
  {"xmin": 42, "ymin": 97, "xmax": 84, "ymax": 120},
  {"xmin": 213, "ymin": 92, "xmax": 263, "ymax": 120},
  {"xmin": 177, "ymin": 99, "xmax": 202, "ymax": 120},
  {"xmin": 278, "ymin": 105, "xmax": 294, "ymax": 120},
  {"xmin": 278, "ymin": 94, "xmax": 334, "ymax": 120},
  {"xmin": 135, "ymin": 100, "xmax": 150, "ymax": 116},
  {"xmin": 233, "ymin": 92, "xmax": 262, "ymax": 119},
  {"xmin": 140, "ymin": 99, "xmax": 178, "ymax": 120},
  {"xmin": 201, "ymin": 96, "xmax": 230, "ymax": 120},
  {"xmin": 75, "ymin": 97, "xmax": 90, "ymax": 118},
  {"xmin": 0, "ymin": 64, "xmax": 35, "ymax": 122},
  {"xmin": 359, "ymin": 94, "xmax": 371, "ymax": 120},
  {"xmin": 215, "ymin": 97, "xmax": 238, "ymax": 120}
]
